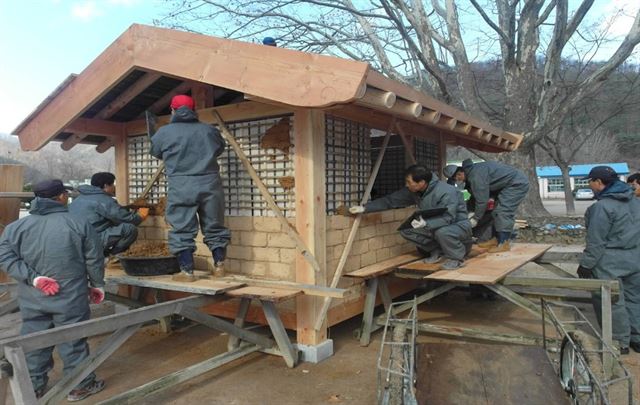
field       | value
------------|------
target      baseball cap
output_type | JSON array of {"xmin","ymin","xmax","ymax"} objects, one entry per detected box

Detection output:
[
  {"xmin": 33, "ymin": 179, "xmax": 73, "ymax": 198},
  {"xmin": 170, "ymin": 95, "xmax": 195, "ymax": 110},
  {"xmin": 582, "ymin": 165, "xmax": 618, "ymax": 181}
]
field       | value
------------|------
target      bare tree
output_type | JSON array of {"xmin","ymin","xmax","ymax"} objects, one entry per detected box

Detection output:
[{"xmin": 157, "ymin": 0, "xmax": 640, "ymax": 216}]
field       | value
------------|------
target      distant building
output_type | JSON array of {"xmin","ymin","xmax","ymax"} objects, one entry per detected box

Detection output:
[{"xmin": 536, "ymin": 163, "xmax": 630, "ymax": 199}]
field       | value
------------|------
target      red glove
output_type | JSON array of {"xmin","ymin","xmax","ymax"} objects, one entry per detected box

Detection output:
[
  {"xmin": 89, "ymin": 287, "xmax": 105, "ymax": 304},
  {"xmin": 32, "ymin": 277, "xmax": 60, "ymax": 296}
]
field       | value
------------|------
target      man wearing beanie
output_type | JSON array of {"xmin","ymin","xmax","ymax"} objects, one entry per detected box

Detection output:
[
  {"xmin": 150, "ymin": 95, "xmax": 231, "ymax": 281},
  {"xmin": 70, "ymin": 172, "xmax": 149, "ymax": 257},
  {"xmin": 0, "ymin": 179, "xmax": 106, "ymax": 401},
  {"xmin": 578, "ymin": 166, "xmax": 640, "ymax": 355}
]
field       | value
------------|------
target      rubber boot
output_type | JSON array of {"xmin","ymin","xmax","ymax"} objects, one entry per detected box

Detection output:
[
  {"xmin": 212, "ymin": 247, "xmax": 226, "ymax": 278},
  {"xmin": 477, "ymin": 237, "xmax": 498, "ymax": 249},
  {"xmin": 488, "ymin": 232, "xmax": 512, "ymax": 253},
  {"xmin": 173, "ymin": 250, "xmax": 196, "ymax": 282}
]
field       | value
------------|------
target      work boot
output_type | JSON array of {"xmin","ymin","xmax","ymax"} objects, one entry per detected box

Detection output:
[
  {"xmin": 440, "ymin": 259, "xmax": 464, "ymax": 270},
  {"xmin": 422, "ymin": 249, "xmax": 443, "ymax": 264},
  {"xmin": 173, "ymin": 250, "xmax": 196, "ymax": 282},
  {"xmin": 489, "ymin": 232, "xmax": 512, "ymax": 253},
  {"xmin": 212, "ymin": 247, "xmax": 226, "ymax": 278},
  {"xmin": 67, "ymin": 379, "xmax": 105, "ymax": 402},
  {"xmin": 477, "ymin": 238, "xmax": 498, "ymax": 249}
]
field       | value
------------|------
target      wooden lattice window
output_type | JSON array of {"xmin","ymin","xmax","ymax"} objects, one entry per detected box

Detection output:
[
  {"xmin": 127, "ymin": 135, "xmax": 165, "ymax": 204},
  {"xmin": 218, "ymin": 116, "xmax": 295, "ymax": 217},
  {"xmin": 325, "ymin": 116, "xmax": 372, "ymax": 213}
]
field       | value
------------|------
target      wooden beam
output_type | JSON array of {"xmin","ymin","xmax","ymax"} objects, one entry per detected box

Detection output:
[
  {"xmin": 394, "ymin": 122, "xmax": 417, "ymax": 164},
  {"xmin": 294, "ymin": 109, "xmax": 327, "ymax": 345},
  {"xmin": 192, "ymin": 83, "xmax": 214, "ymax": 108},
  {"xmin": 454, "ymin": 121, "xmax": 472, "ymax": 135},
  {"xmin": 436, "ymin": 116, "xmax": 457, "ymax": 130},
  {"xmin": 96, "ymin": 72, "xmax": 162, "ymax": 120},
  {"xmin": 394, "ymin": 99, "xmax": 422, "ymax": 118},
  {"xmin": 126, "ymin": 101, "xmax": 291, "ymax": 135},
  {"xmin": 419, "ymin": 109, "xmax": 441, "ymax": 124},
  {"xmin": 356, "ymin": 87, "xmax": 396, "ymax": 109},
  {"xmin": 113, "ymin": 134, "xmax": 130, "ymax": 204},
  {"xmin": 65, "ymin": 118, "xmax": 125, "ymax": 137},
  {"xmin": 226, "ymin": 275, "xmax": 346, "ymax": 298},
  {"xmin": 314, "ymin": 120, "xmax": 393, "ymax": 331},
  {"xmin": 95, "ymin": 138, "xmax": 114, "ymax": 153},
  {"xmin": 145, "ymin": 81, "xmax": 193, "ymax": 114},
  {"xmin": 0, "ymin": 165, "xmax": 23, "ymax": 282},
  {"xmin": 61, "ymin": 133, "xmax": 89, "ymax": 151}
]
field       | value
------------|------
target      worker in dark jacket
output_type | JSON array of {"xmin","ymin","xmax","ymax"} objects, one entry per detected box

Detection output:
[
  {"xmin": 578, "ymin": 166, "xmax": 640, "ymax": 355},
  {"xmin": 350, "ymin": 165, "xmax": 472, "ymax": 269},
  {"xmin": 462, "ymin": 159, "xmax": 529, "ymax": 252},
  {"xmin": 0, "ymin": 179, "xmax": 106, "ymax": 401},
  {"xmin": 627, "ymin": 172, "xmax": 640, "ymax": 198},
  {"xmin": 150, "ymin": 95, "xmax": 231, "ymax": 281},
  {"xmin": 69, "ymin": 172, "xmax": 148, "ymax": 256}
]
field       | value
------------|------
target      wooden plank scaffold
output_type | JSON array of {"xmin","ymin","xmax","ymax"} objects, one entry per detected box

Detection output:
[
  {"xmin": 349, "ymin": 244, "xmax": 619, "ymax": 359},
  {"xmin": 0, "ymin": 272, "xmax": 317, "ymax": 404}
]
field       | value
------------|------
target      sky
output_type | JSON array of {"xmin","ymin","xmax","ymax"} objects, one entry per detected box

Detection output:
[{"xmin": 0, "ymin": 0, "xmax": 638, "ymax": 136}]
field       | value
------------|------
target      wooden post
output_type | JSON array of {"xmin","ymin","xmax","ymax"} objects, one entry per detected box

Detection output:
[
  {"xmin": 114, "ymin": 135, "xmax": 130, "ymax": 204},
  {"xmin": 0, "ymin": 165, "xmax": 23, "ymax": 282},
  {"xmin": 294, "ymin": 109, "xmax": 327, "ymax": 345},
  {"xmin": 438, "ymin": 132, "xmax": 446, "ymax": 173}
]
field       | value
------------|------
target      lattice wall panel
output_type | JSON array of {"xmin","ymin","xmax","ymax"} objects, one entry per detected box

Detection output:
[
  {"xmin": 218, "ymin": 116, "xmax": 295, "ymax": 217},
  {"xmin": 371, "ymin": 136, "xmax": 440, "ymax": 198},
  {"xmin": 127, "ymin": 135, "xmax": 166, "ymax": 204},
  {"xmin": 325, "ymin": 116, "xmax": 371, "ymax": 213}
]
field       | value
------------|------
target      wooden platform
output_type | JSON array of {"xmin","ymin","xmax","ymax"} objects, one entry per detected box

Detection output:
[
  {"xmin": 399, "ymin": 243, "xmax": 552, "ymax": 285},
  {"xmin": 106, "ymin": 268, "xmax": 245, "ymax": 295},
  {"xmin": 226, "ymin": 286, "xmax": 302, "ymax": 303},
  {"xmin": 344, "ymin": 252, "xmax": 422, "ymax": 279}
]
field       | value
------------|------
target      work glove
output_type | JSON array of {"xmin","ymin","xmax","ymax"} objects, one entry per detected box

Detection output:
[
  {"xmin": 411, "ymin": 216, "xmax": 427, "ymax": 229},
  {"xmin": 577, "ymin": 265, "xmax": 593, "ymax": 279},
  {"xmin": 33, "ymin": 276, "xmax": 60, "ymax": 296},
  {"xmin": 467, "ymin": 212, "xmax": 475, "ymax": 219},
  {"xmin": 89, "ymin": 287, "xmax": 105, "ymax": 304},
  {"xmin": 469, "ymin": 218, "xmax": 478, "ymax": 228},
  {"xmin": 138, "ymin": 207, "xmax": 150, "ymax": 221},
  {"xmin": 349, "ymin": 206, "xmax": 365, "ymax": 215}
]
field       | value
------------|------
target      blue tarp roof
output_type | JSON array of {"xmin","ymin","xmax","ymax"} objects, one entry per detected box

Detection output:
[{"xmin": 536, "ymin": 163, "xmax": 629, "ymax": 178}]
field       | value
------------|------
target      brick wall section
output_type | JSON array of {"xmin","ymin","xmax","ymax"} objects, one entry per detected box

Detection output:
[{"xmin": 139, "ymin": 207, "xmax": 415, "ymax": 284}]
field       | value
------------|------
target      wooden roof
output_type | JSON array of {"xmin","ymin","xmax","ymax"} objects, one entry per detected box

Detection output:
[{"xmin": 14, "ymin": 24, "xmax": 521, "ymax": 153}]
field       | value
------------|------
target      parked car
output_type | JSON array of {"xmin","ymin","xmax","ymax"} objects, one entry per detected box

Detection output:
[{"xmin": 574, "ymin": 188, "xmax": 595, "ymax": 200}]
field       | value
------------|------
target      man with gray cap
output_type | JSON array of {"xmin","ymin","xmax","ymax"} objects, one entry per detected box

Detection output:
[
  {"xmin": 151, "ymin": 95, "xmax": 231, "ymax": 281},
  {"xmin": 578, "ymin": 166, "xmax": 640, "ymax": 355},
  {"xmin": 0, "ymin": 179, "xmax": 106, "ymax": 400},
  {"xmin": 350, "ymin": 165, "xmax": 472, "ymax": 269},
  {"xmin": 462, "ymin": 158, "xmax": 529, "ymax": 252}
]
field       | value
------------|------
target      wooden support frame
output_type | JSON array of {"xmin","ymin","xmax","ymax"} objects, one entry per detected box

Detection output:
[
  {"xmin": 314, "ymin": 119, "xmax": 394, "ymax": 331},
  {"xmin": 294, "ymin": 109, "xmax": 327, "ymax": 345}
]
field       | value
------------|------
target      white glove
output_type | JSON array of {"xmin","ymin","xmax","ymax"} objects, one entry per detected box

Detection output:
[
  {"xmin": 468, "ymin": 212, "xmax": 475, "ymax": 219},
  {"xmin": 469, "ymin": 218, "xmax": 478, "ymax": 228},
  {"xmin": 411, "ymin": 216, "xmax": 427, "ymax": 229},
  {"xmin": 349, "ymin": 206, "xmax": 365, "ymax": 215}
]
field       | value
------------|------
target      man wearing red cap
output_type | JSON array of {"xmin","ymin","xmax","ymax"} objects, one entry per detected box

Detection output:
[{"xmin": 150, "ymin": 95, "xmax": 231, "ymax": 281}]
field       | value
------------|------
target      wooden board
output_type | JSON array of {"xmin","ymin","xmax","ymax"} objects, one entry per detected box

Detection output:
[
  {"xmin": 106, "ymin": 269, "xmax": 244, "ymax": 295},
  {"xmin": 416, "ymin": 343, "xmax": 569, "ymax": 405},
  {"xmin": 226, "ymin": 287, "xmax": 302, "ymax": 303},
  {"xmin": 398, "ymin": 246, "xmax": 488, "ymax": 272},
  {"xmin": 344, "ymin": 252, "xmax": 422, "ymax": 279},
  {"xmin": 425, "ymin": 243, "xmax": 552, "ymax": 285}
]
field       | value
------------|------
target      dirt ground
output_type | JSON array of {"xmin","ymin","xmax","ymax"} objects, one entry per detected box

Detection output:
[{"xmin": 35, "ymin": 282, "xmax": 639, "ymax": 405}]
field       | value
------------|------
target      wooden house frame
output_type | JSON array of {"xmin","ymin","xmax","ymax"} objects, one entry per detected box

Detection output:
[{"xmin": 13, "ymin": 24, "xmax": 522, "ymax": 350}]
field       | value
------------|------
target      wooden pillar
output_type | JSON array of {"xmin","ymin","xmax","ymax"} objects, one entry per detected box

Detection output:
[
  {"xmin": 0, "ymin": 165, "xmax": 24, "ymax": 281},
  {"xmin": 438, "ymin": 131, "xmax": 447, "ymax": 173},
  {"xmin": 294, "ymin": 109, "xmax": 327, "ymax": 345},
  {"xmin": 114, "ymin": 135, "xmax": 130, "ymax": 204}
]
